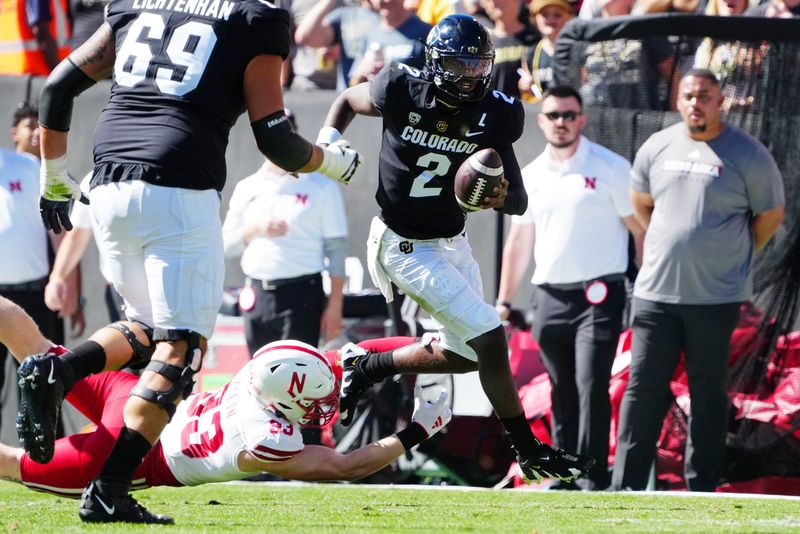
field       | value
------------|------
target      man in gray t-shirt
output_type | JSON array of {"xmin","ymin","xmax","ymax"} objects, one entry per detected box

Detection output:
[{"xmin": 612, "ymin": 68, "xmax": 785, "ymax": 492}]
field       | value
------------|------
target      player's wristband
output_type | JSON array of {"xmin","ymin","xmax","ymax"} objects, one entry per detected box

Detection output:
[
  {"xmin": 496, "ymin": 300, "xmax": 512, "ymax": 309},
  {"xmin": 396, "ymin": 422, "xmax": 428, "ymax": 451},
  {"xmin": 316, "ymin": 126, "xmax": 341, "ymax": 146},
  {"xmin": 41, "ymin": 154, "xmax": 68, "ymax": 181}
]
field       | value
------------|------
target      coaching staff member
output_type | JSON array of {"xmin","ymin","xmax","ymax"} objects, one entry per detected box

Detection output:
[
  {"xmin": 612, "ymin": 69, "xmax": 785, "ymax": 492},
  {"xmin": 223, "ymin": 110, "xmax": 348, "ymax": 355},
  {"xmin": 496, "ymin": 85, "xmax": 644, "ymax": 490}
]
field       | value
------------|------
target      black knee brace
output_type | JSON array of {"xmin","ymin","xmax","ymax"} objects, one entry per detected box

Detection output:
[
  {"xmin": 129, "ymin": 329, "xmax": 203, "ymax": 420},
  {"xmin": 107, "ymin": 321, "xmax": 155, "ymax": 370}
]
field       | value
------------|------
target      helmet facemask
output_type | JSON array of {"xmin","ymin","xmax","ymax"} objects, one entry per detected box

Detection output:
[{"xmin": 249, "ymin": 341, "xmax": 340, "ymax": 429}]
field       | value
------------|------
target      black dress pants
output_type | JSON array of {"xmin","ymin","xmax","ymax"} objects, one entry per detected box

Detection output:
[
  {"xmin": 531, "ymin": 280, "xmax": 626, "ymax": 489},
  {"xmin": 242, "ymin": 273, "xmax": 325, "ymax": 356},
  {"xmin": 611, "ymin": 297, "xmax": 740, "ymax": 491}
]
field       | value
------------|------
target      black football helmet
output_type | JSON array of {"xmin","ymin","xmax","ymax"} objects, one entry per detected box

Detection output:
[{"xmin": 425, "ymin": 14, "xmax": 495, "ymax": 103}]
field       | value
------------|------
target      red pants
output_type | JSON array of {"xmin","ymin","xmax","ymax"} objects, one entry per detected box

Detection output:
[{"xmin": 20, "ymin": 371, "xmax": 181, "ymax": 497}]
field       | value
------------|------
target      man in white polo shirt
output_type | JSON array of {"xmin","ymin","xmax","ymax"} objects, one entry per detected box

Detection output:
[
  {"xmin": 223, "ymin": 111, "xmax": 347, "ymax": 446},
  {"xmin": 496, "ymin": 85, "xmax": 644, "ymax": 490},
  {"xmin": 223, "ymin": 110, "xmax": 349, "ymax": 359}
]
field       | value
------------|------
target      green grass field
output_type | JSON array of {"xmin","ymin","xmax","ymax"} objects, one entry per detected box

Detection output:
[{"xmin": 2, "ymin": 480, "xmax": 799, "ymax": 533}]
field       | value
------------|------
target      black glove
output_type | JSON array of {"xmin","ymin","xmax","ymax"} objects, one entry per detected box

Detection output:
[{"xmin": 40, "ymin": 194, "xmax": 89, "ymax": 234}]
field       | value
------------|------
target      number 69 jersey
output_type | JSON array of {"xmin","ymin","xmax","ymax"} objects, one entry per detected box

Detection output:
[
  {"xmin": 92, "ymin": 0, "xmax": 291, "ymax": 192},
  {"xmin": 159, "ymin": 359, "xmax": 304, "ymax": 486},
  {"xmin": 369, "ymin": 61, "xmax": 526, "ymax": 240}
]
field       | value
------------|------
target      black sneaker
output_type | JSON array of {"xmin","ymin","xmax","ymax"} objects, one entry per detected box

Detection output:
[
  {"xmin": 338, "ymin": 343, "xmax": 374, "ymax": 426},
  {"xmin": 79, "ymin": 478, "xmax": 174, "ymax": 524},
  {"xmin": 517, "ymin": 444, "xmax": 595, "ymax": 484},
  {"xmin": 16, "ymin": 353, "xmax": 73, "ymax": 464}
]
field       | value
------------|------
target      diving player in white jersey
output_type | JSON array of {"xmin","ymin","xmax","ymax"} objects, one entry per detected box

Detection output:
[{"xmin": 0, "ymin": 296, "xmax": 451, "ymax": 499}]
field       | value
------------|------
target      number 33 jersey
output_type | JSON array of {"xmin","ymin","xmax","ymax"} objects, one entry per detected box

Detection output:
[
  {"xmin": 159, "ymin": 359, "xmax": 304, "ymax": 486},
  {"xmin": 92, "ymin": 0, "xmax": 291, "ymax": 192}
]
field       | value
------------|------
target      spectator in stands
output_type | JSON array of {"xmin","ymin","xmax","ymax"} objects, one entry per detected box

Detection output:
[
  {"xmin": 295, "ymin": 0, "xmax": 380, "ymax": 90},
  {"xmin": 0, "ymin": 0, "xmax": 71, "ymax": 75},
  {"xmin": 347, "ymin": 0, "xmax": 432, "ymax": 85},
  {"xmin": 633, "ymin": 0, "xmax": 701, "ymax": 13},
  {"xmin": 1, "ymin": 103, "xmax": 77, "ymax": 436},
  {"xmin": 483, "ymin": 0, "xmax": 539, "ymax": 98},
  {"xmin": 411, "ymin": 0, "xmax": 458, "ymax": 23},
  {"xmin": 496, "ymin": 86, "xmax": 643, "ymax": 490},
  {"xmin": 612, "ymin": 69, "xmax": 785, "ymax": 492},
  {"xmin": 705, "ymin": 0, "xmax": 749, "ymax": 14},
  {"xmin": 579, "ymin": 0, "xmax": 677, "ymax": 110},
  {"xmin": 694, "ymin": 0, "xmax": 757, "ymax": 112},
  {"xmin": 283, "ymin": 0, "xmax": 341, "ymax": 90},
  {"xmin": 581, "ymin": 0, "xmax": 698, "ymax": 17},
  {"xmin": 69, "ymin": 0, "xmax": 107, "ymax": 49},
  {"xmin": 466, "ymin": 0, "xmax": 494, "ymax": 25},
  {"xmin": 222, "ymin": 109, "xmax": 348, "ymax": 357},
  {"xmin": 745, "ymin": 0, "xmax": 800, "ymax": 17},
  {"xmin": 518, "ymin": 0, "xmax": 575, "ymax": 102}
]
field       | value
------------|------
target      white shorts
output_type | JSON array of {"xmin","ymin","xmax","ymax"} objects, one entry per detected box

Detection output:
[
  {"xmin": 89, "ymin": 181, "xmax": 224, "ymax": 339},
  {"xmin": 369, "ymin": 217, "xmax": 501, "ymax": 361}
]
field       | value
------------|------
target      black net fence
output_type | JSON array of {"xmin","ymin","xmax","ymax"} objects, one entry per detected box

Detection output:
[{"xmin": 553, "ymin": 14, "xmax": 800, "ymax": 486}]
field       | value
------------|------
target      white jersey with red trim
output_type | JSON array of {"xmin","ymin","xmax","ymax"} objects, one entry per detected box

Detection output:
[{"xmin": 159, "ymin": 359, "xmax": 304, "ymax": 486}]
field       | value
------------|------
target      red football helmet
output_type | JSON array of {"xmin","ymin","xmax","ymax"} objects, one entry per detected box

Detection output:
[{"xmin": 249, "ymin": 340, "xmax": 339, "ymax": 428}]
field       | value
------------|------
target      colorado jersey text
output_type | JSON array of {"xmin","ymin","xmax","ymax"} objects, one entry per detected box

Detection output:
[{"xmin": 369, "ymin": 61, "xmax": 525, "ymax": 239}]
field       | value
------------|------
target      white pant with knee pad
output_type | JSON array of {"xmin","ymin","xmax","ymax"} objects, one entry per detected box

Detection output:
[
  {"xmin": 368, "ymin": 217, "xmax": 501, "ymax": 362},
  {"xmin": 89, "ymin": 181, "xmax": 224, "ymax": 339}
]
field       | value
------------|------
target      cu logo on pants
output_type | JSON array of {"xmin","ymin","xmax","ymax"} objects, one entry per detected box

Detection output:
[{"xmin": 399, "ymin": 241, "xmax": 414, "ymax": 254}]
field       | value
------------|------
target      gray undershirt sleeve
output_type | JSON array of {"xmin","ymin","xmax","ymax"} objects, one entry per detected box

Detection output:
[{"xmin": 323, "ymin": 236, "xmax": 348, "ymax": 278}]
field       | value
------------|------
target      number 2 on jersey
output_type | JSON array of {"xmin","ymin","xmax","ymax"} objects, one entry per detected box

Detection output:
[
  {"xmin": 410, "ymin": 152, "xmax": 451, "ymax": 198},
  {"xmin": 115, "ymin": 13, "xmax": 217, "ymax": 96}
]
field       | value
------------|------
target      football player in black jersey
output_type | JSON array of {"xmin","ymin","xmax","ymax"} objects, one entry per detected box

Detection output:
[
  {"xmin": 318, "ymin": 14, "xmax": 595, "ymax": 485},
  {"xmin": 21, "ymin": 0, "xmax": 362, "ymax": 524}
]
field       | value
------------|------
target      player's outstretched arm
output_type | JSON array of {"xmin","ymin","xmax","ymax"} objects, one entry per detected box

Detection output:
[
  {"xmin": 244, "ymin": 55, "xmax": 362, "ymax": 184},
  {"xmin": 240, "ymin": 386, "xmax": 452, "ymax": 482}
]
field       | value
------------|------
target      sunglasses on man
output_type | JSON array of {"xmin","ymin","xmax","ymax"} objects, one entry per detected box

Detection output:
[{"xmin": 542, "ymin": 110, "xmax": 582, "ymax": 122}]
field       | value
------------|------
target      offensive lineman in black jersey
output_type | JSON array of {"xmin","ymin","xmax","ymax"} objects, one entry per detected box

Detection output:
[
  {"xmin": 318, "ymin": 14, "xmax": 594, "ymax": 484},
  {"xmin": 19, "ymin": 0, "xmax": 362, "ymax": 524}
]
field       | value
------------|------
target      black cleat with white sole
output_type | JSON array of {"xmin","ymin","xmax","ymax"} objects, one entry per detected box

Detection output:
[
  {"xmin": 79, "ymin": 478, "xmax": 174, "ymax": 524},
  {"xmin": 517, "ymin": 444, "xmax": 595, "ymax": 484},
  {"xmin": 16, "ymin": 353, "xmax": 74, "ymax": 464},
  {"xmin": 338, "ymin": 343, "xmax": 375, "ymax": 426}
]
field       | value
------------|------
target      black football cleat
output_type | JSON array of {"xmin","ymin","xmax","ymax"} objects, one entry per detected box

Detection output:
[
  {"xmin": 16, "ymin": 353, "xmax": 73, "ymax": 464},
  {"xmin": 79, "ymin": 478, "xmax": 174, "ymax": 524},
  {"xmin": 517, "ymin": 444, "xmax": 595, "ymax": 484},
  {"xmin": 338, "ymin": 343, "xmax": 375, "ymax": 426}
]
